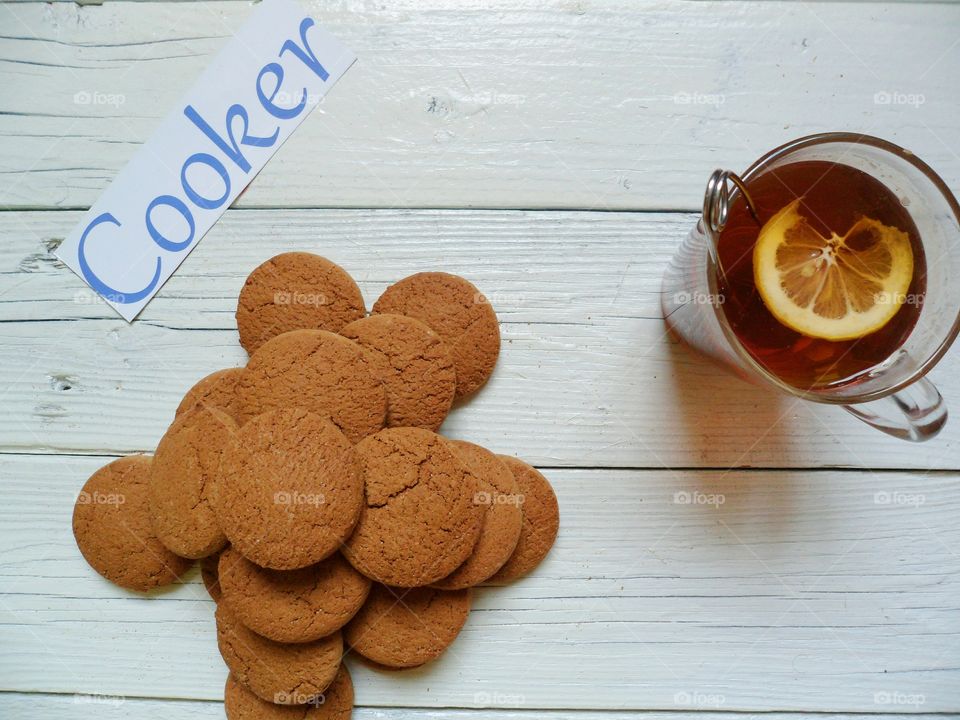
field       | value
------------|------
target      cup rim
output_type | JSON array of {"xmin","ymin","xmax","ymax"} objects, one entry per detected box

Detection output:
[{"xmin": 710, "ymin": 131, "xmax": 960, "ymax": 405}]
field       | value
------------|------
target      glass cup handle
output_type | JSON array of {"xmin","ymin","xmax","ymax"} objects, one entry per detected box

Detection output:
[{"xmin": 842, "ymin": 377, "xmax": 947, "ymax": 442}]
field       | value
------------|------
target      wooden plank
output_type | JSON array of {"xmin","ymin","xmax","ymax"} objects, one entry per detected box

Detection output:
[
  {"xmin": 2, "ymin": 209, "xmax": 958, "ymax": 468},
  {"xmin": 0, "ymin": 694, "xmax": 948, "ymax": 720},
  {"xmin": 0, "ymin": 0, "xmax": 957, "ymax": 210},
  {"xmin": 1, "ymin": 455, "xmax": 958, "ymax": 710},
  {"xmin": 2, "ymin": 208, "xmax": 958, "ymax": 468}
]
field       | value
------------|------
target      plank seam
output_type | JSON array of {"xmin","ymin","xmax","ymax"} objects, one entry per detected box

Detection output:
[
  {"xmin": 0, "ymin": 689, "xmax": 956, "ymax": 715},
  {"xmin": 1, "ymin": 450, "xmax": 956, "ymax": 473}
]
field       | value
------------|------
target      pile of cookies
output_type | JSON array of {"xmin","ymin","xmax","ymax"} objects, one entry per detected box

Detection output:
[{"xmin": 71, "ymin": 253, "xmax": 560, "ymax": 717}]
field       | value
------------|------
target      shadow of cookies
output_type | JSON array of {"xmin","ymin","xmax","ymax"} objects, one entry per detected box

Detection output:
[{"xmin": 346, "ymin": 652, "xmax": 438, "ymax": 677}]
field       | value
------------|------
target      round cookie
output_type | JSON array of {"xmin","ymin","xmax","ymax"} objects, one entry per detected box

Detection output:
[
  {"xmin": 432, "ymin": 440, "xmax": 523, "ymax": 589},
  {"xmin": 344, "ymin": 584, "xmax": 471, "ymax": 668},
  {"xmin": 216, "ymin": 602, "xmax": 343, "ymax": 705},
  {"xmin": 176, "ymin": 368, "xmax": 244, "ymax": 422},
  {"xmin": 372, "ymin": 272, "xmax": 500, "ymax": 398},
  {"xmin": 72, "ymin": 455, "xmax": 193, "ymax": 593},
  {"xmin": 224, "ymin": 665, "xmax": 354, "ymax": 719},
  {"xmin": 340, "ymin": 314, "xmax": 456, "ymax": 431},
  {"xmin": 202, "ymin": 546, "xmax": 227, "ymax": 602},
  {"xmin": 218, "ymin": 548, "xmax": 371, "ymax": 643},
  {"xmin": 486, "ymin": 456, "xmax": 559, "ymax": 585},
  {"xmin": 342, "ymin": 428, "xmax": 483, "ymax": 587},
  {"xmin": 237, "ymin": 252, "xmax": 366, "ymax": 355},
  {"xmin": 149, "ymin": 405, "xmax": 237, "ymax": 559},
  {"xmin": 214, "ymin": 407, "xmax": 363, "ymax": 570},
  {"xmin": 237, "ymin": 329, "xmax": 386, "ymax": 443}
]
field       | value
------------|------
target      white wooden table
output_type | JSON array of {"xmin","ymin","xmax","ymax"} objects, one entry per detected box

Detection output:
[{"xmin": 1, "ymin": 1, "xmax": 958, "ymax": 717}]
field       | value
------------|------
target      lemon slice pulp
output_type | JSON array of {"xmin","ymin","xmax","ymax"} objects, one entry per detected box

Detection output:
[{"xmin": 752, "ymin": 198, "xmax": 914, "ymax": 341}]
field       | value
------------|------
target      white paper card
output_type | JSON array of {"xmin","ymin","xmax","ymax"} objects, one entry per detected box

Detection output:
[{"xmin": 55, "ymin": 0, "xmax": 356, "ymax": 321}]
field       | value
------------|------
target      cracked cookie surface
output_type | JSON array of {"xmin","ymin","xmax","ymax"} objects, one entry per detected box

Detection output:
[
  {"xmin": 344, "ymin": 584, "xmax": 471, "ymax": 668},
  {"xmin": 237, "ymin": 329, "xmax": 386, "ymax": 443},
  {"xmin": 433, "ymin": 440, "xmax": 523, "ymax": 589},
  {"xmin": 340, "ymin": 314, "xmax": 455, "ymax": 431},
  {"xmin": 236, "ymin": 252, "xmax": 365, "ymax": 355},
  {"xmin": 149, "ymin": 405, "xmax": 236, "ymax": 559},
  {"xmin": 218, "ymin": 548, "xmax": 371, "ymax": 643},
  {"xmin": 73, "ymin": 455, "xmax": 193, "ymax": 592},
  {"xmin": 342, "ymin": 428, "xmax": 483, "ymax": 587},
  {"xmin": 372, "ymin": 272, "xmax": 500, "ymax": 398},
  {"xmin": 216, "ymin": 602, "xmax": 343, "ymax": 705},
  {"xmin": 214, "ymin": 407, "xmax": 363, "ymax": 570}
]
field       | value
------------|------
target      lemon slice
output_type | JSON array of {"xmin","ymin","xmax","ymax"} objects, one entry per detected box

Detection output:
[{"xmin": 753, "ymin": 198, "xmax": 914, "ymax": 341}]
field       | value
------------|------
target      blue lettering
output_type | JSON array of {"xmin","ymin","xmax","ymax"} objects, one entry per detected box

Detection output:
[
  {"xmin": 77, "ymin": 213, "xmax": 161, "ymax": 304},
  {"xmin": 257, "ymin": 62, "xmax": 306, "ymax": 120},
  {"xmin": 280, "ymin": 18, "xmax": 330, "ymax": 81},
  {"xmin": 145, "ymin": 195, "xmax": 196, "ymax": 252},
  {"xmin": 183, "ymin": 104, "xmax": 279, "ymax": 174},
  {"xmin": 180, "ymin": 152, "xmax": 231, "ymax": 210}
]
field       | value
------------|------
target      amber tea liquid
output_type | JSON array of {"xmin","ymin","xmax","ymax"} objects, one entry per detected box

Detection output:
[{"xmin": 717, "ymin": 161, "xmax": 926, "ymax": 390}]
